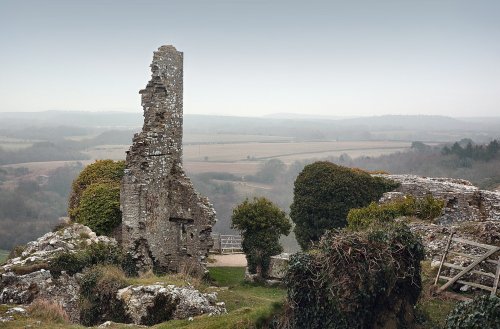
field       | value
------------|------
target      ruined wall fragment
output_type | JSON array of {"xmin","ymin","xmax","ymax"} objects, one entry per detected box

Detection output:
[
  {"xmin": 378, "ymin": 174, "xmax": 500, "ymax": 223},
  {"xmin": 121, "ymin": 45, "xmax": 216, "ymax": 275}
]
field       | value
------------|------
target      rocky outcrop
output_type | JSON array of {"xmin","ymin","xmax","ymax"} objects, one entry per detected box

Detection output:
[
  {"xmin": 267, "ymin": 253, "xmax": 290, "ymax": 280},
  {"xmin": 0, "ymin": 223, "xmax": 117, "ymax": 323},
  {"xmin": 1, "ymin": 223, "xmax": 116, "ymax": 273},
  {"xmin": 121, "ymin": 45, "xmax": 216, "ymax": 276},
  {"xmin": 379, "ymin": 175, "xmax": 500, "ymax": 224},
  {"xmin": 117, "ymin": 284, "xmax": 226, "ymax": 325}
]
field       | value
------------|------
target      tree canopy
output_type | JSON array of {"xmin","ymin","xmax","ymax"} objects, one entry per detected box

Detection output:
[{"xmin": 231, "ymin": 197, "xmax": 291, "ymax": 278}]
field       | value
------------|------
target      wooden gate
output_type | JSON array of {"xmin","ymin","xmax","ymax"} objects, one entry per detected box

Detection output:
[
  {"xmin": 434, "ymin": 232, "xmax": 500, "ymax": 296},
  {"xmin": 211, "ymin": 234, "xmax": 242, "ymax": 254}
]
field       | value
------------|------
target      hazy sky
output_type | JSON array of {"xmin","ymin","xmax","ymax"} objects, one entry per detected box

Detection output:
[{"xmin": 0, "ymin": 0, "xmax": 499, "ymax": 117}]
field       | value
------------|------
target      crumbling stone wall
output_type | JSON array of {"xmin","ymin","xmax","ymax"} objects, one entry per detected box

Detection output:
[
  {"xmin": 121, "ymin": 45, "xmax": 216, "ymax": 275},
  {"xmin": 379, "ymin": 175, "xmax": 500, "ymax": 223}
]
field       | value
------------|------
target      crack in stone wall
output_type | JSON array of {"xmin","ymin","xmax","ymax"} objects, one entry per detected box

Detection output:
[{"xmin": 121, "ymin": 45, "xmax": 216, "ymax": 275}]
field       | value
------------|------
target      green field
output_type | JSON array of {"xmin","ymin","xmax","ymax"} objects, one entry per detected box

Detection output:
[{"xmin": 0, "ymin": 249, "xmax": 9, "ymax": 264}]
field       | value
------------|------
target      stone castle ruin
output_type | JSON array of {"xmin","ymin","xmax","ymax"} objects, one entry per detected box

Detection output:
[
  {"xmin": 121, "ymin": 45, "xmax": 216, "ymax": 275},
  {"xmin": 379, "ymin": 174, "xmax": 500, "ymax": 223}
]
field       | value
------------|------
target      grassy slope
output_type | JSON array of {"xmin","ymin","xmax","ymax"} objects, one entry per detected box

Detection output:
[
  {"xmin": 0, "ymin": 249, "xmax": 9, "ymax": 264},
  {"xmin": 0, "ymin": 267, "xmax": 285, "ymax": 329},
  {"xmin": 414, "ymin": 261, "xmax": 459, "ymax": 328}
]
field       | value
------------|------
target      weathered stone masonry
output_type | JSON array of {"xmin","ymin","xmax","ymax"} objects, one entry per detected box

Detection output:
[
  {"xmin": 121, "ymin": 45, "xmax": 216, "ymax": 275},
  {"xmin": 379, "ymin": 175, "xmax": 500, "ymax": 223}
]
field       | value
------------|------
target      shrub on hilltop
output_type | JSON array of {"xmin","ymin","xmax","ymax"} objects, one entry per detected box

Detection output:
[
  {"xmin": 290, "ymin": 161, "xmax": 398, "ymax": 249},
  {"xmin": 68, "ymin": 160, "xmax": 124, "ymax": 235}
]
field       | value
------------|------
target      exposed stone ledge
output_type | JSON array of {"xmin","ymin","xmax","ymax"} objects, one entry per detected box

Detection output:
[
  {"xmin": 117, "ymin": 284, "xmax": 226, "ymax": 325},
  {"xmin": 378, "ymin": 174, "xmax": 500, "ymax": 224}
]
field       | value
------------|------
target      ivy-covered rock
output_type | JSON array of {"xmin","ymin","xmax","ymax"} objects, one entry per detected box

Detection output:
[
  {"xmin": 284, "ymin": 223, "xmax": 424, "ymax": 329},
  {"xmin": 444, "ymin": 295, "xmax": 500, "ymax": 329}
]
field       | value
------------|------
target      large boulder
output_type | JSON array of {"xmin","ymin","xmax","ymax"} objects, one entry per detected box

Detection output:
[
  {"xmin": 0, "ymin": 223, "xmax": 117, "ymax": 323},
  {"xmin": 116, "ymin": 284, "xmax": 226, "ymax": 325}
]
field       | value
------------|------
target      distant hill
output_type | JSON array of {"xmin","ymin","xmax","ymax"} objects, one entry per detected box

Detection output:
[{"xmin": 0, "ymin": 111, "xmax": 499, "ymax": 142}]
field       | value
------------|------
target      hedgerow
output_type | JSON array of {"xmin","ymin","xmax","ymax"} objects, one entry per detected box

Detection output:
[{"xmin": 284, "ymin": 223, "xmax": 424, "ymax": 329}]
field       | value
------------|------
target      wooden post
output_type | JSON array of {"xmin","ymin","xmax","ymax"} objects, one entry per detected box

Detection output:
[
  {"xmin": 435, "ymin": 232, "xmax": 454, "ymax": 286},
  {"xmin": 492, "ymin": 256, "xmax": 500, "ymax": 296}
]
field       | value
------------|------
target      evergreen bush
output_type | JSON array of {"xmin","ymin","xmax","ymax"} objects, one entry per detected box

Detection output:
[
  {"xmin": 444, "ymin": 295, "xmax": 500, "ymax": 329},
  {"xmin": 290, "ymin": 161, "xmax": 398, "ymax": 249}
]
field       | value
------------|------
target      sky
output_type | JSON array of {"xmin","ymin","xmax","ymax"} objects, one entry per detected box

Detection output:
[{"xmin": 0, "ymin": 0, "xmax": 499, "ymax": 117}]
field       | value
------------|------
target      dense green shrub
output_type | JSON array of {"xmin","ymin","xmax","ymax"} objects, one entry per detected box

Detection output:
[
  {"xmin": 444, "ymin": 295, "xmax": 500, "ymax": 329},
  {"xmin": 231, "ymin": 197, "xmax": 291, "ymax": 278},
  {"xmin": 290, "ymin": 161, "xmax": 399, "ymax": 249},
  {"xmin": 74, "ymin": 182, "xmax": 121, "ymax": 235},
  {"xmin": 68, "ymin": 159, "xmax": 124, "ymax": 221},
  {"xmin": 79, "ymin": 265, "xmax": 129, "ymax": 326},
  {"xmin": 285, "ymin": 223, "xmax": 424, "ymax": 329},
  {"xmin": 50, "ymin": 242, "xmax": 123, "ymax": 276},
  {"xmin": 347, "ymin": 195, "xmax": 445, "ymax": 230}
]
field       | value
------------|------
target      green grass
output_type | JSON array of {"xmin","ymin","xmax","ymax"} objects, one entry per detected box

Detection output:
[
  {"xmin": 0, "ymin": 249, "xmax": 9, "ymax": 264},
  {"xmin": 414, "ymin": 261, "xmax": 459, "ymax": 328},
  {"xmin": 155, "ymin": 267, "xmax": 286, "ymax": 329},
  {"xmin": 0, "ymin": 267, "xmax": 285, "ymax": 329}
]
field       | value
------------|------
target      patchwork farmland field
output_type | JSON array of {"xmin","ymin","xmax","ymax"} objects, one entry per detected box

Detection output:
[{"xmin": 3, "ymin": 140, "xmax": 410, "ymax": 176}]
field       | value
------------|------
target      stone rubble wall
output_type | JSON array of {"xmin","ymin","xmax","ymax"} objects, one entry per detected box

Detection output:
[
  {"xmin": 378, "ymin": 174, "xmax": 500, "ymax": 224},
  {"xmin": 121, "ymin": 45, "xmax": 216, "ymax": 276}
]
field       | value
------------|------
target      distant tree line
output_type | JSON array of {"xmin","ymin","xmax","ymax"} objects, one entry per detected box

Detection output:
[
  {"xmin": 442, "ymin": 139, "xmax": 499, "ymax": 161},
  {"xmin": 0, "ymin": 163, "xmax": 83, "ymax": 250},
  {"xmin": 0, "ymin": 142, "xmax": 90, "ymax": 165}
]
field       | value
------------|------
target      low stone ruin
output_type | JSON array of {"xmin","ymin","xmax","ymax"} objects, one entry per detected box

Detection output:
[
  {"xmin": 0, "ymin": 223, "xmax": 225, "ymax": 325},
  {"xmin": 0, "ymin": 224, "xmax": 116, "ymax": 322},
  {"xmin": 121, "ymin": 45, "xmax": 216, "ymax": 276},
  {"xmin": 117, "ymin": 284, "xmax": 225, "ymax": 325},
  {"xmin": 379, "ymin": 174, "xmax": 500, "ymax": 224}
]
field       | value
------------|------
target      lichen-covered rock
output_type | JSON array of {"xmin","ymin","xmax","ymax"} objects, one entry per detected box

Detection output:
[
  {"xmin": 0, "ymin": 269, "xmax": 80, "ymax": 322},
  {"xmin": 121, "ymin": 45, "xmax": 216, "ymax": 276},
  {"xmin": 378, "ymin": 174, "xmax": 500, "ymax": 224},
  {"xmin": 0, "ymin": 223, "xmax": 117, "ymax": 323},
  {"xmin": 267, "ymin": 253, "xmax": 290, "ymax": 279},
  {"xmin": 116, "ymin": 284, "xmax": 226, "ymax": 325},
  {"xmin": 1, "ymin": 223, "xmax": 116, "ymax": 273}
]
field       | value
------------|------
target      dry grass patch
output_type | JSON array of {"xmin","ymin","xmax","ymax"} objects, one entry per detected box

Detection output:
[{"xmin": 28, "ymin": 299, "xmax": 70, "ymax": 324}]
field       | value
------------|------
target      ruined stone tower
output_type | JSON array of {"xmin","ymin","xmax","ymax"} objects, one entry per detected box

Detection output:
[{"xmin": 121, "ymin": 45, "xmax": 216, "ymax": 275}]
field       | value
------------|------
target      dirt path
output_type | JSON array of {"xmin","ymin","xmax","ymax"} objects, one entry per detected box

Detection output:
[{"xmin": 208, "ymin": 253, "xmax": 247, "ymax": 267}]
